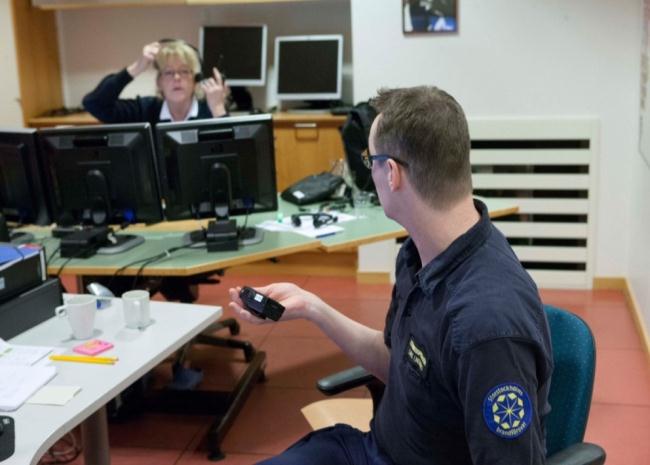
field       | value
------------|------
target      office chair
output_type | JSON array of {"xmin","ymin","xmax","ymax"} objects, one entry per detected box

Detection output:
[{"xmin": 302, "ymin": 305, "xmax": 606, "ymax": 465}]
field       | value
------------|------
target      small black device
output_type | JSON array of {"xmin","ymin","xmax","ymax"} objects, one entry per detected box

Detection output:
[
  {"xmin": 0, "ymin": 416, "xmax": 15, "ymax": 461},
  {"xmin": 239, "ymin": 286, "xmax": 285, "ymax": 321},
  {"xmin": 291, "ymin": 212, "xmax": 337, "ymax": 229},
  {"xmin": 281, "ymin": 172, "xmax": 344, "ymax": 206},
  {"xmin": 60, "ymin": 226, "xmax": 111, "ymax": 258}
]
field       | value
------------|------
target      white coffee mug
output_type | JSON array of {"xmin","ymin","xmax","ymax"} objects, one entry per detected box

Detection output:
[
  {"xmin": 122, "ymin": 290, "xmax": 151, "ymax": 329},
  {"xmin": 55, "ymin": 294, "xmax": 97, "ymax": 340}
]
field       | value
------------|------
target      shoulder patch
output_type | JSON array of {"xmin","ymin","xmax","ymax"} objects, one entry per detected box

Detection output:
[{"xmin": 482, "ymin": 383, "xmax": 532, "ymax": 439}]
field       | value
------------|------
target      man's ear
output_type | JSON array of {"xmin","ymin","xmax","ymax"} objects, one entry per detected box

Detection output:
[{"xmin": 387, "ymin": 159, "xmax": 402, "ymax": 192}]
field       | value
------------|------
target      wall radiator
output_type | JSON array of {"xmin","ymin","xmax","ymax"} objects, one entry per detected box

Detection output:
[{"xmin": 469, "ymin": 118, "xmax": 599, "ymax": 289}]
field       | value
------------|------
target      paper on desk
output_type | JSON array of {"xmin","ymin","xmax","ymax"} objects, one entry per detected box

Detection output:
[
  {"xmin": 256, "ymin": 220, "xmax": 344, "ymax": 238},
  {"xmin": 256, "ymin": 211, "xmax": 354, "ymax": 238},
  {"xmin": 0, "ymin": 338, "xmax": 53, "ymax": 366},
  {"xmin": 27, "ymin": 385, "xmax": 81, "ymax": 406}
]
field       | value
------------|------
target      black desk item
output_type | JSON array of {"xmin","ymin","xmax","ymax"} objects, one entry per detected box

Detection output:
[
  {"xmin": 0, "ymin": 278, "xmax": 62, "ymax": 340},
  {"xmin": 0, "ymin": 416, "xmax": 15, "ymax": 461}
]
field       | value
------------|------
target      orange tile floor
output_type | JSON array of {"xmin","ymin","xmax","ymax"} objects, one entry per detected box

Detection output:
[{"xmin": 54, "ymin": 275, "xmax": 650, "ymax": 465}]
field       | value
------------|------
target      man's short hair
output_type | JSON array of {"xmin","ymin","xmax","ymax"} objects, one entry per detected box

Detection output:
[{"xmin": 371, "ymin": 86, "xmax": 472, "ymax": 209}]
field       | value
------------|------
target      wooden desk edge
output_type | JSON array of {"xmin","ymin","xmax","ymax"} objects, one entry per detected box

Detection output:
[{"xmin": 48, "ymin": 241, "xmax": 320, "ymax": 277}]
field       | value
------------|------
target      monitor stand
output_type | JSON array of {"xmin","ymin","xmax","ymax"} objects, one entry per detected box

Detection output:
[
  {"xmin": 9, "ymin": 230, "xmax": 35, "ymax": 245},
  {"xmin": 181, "ymin": 226, "xmax": 264, "ymax": 249},
  {"xmin": 96, "ymin": 234, "xmax": 145, "ymax": 255}
]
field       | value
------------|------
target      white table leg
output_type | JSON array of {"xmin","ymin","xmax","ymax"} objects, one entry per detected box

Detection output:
[{"xmin": 81, "ymin": 406, "xmax": 110, "ymax": 465}]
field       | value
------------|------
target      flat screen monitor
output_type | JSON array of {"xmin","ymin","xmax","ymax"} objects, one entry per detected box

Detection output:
[
  {"xmin": 0, "ymin": 128, "xmax": 51, "ymax": 227},
  {"xmin": 38, "ymin": 123, "xmax": 163, "ymax": 229},
  {"xmin": 275, "ymin": 35, "xmax": 343, "ymax": 101},
  {"xmin": 200, "ymin": 25, "xmax": 267, "ymax": 87},
  {"xmin": 155, "ymin": 114, "xmax": 277, "ymax": 224}
]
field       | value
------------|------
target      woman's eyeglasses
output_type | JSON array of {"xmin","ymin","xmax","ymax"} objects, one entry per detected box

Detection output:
[
  {"xmin": 161, "ymin": 68, "xmax": 193, "ymax": 80},
  {"xmin": 361, "ymin": 149, "xmax": 409, "ymax": 169}
]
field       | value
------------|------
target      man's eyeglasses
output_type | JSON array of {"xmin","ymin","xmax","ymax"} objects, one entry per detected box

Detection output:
[
  {"xmin": 161, "ymin": 68, "xmax": 193, "ymax": 80},
  {"xmin": 361, "ymin": 149, "xmax": 409, "ymax": 169}
]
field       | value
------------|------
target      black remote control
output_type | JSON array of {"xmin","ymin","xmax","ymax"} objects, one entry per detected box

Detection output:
[
  {"xmin": 239, "ymin": 286, "xmax": 285, "ymax": 321},
  {"xmin": 0, "ymin": 416, "xmax": 15, "ymax": 461}
]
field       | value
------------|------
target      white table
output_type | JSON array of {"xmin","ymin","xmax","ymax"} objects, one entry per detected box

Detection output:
[{"xmin": 6, "ymin": 297, "xmax": 222, "ymax": 465}]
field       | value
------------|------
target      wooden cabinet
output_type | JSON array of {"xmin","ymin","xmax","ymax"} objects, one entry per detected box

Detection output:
[
  {"xmin": 32, "ymin": 0, "xmax": 316, "ymax": 9},
  {"xmin": 272, "ymin": 113, "xmax": 346, "ymax": 192}
]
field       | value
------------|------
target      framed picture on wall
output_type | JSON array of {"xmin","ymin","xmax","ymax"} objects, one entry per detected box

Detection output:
[{"xmin": 403, "ymin": 0, "xmax": 458, "ymax": 34}]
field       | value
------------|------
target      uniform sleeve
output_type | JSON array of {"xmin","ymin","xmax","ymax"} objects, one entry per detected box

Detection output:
[
  {"xmin": 82, "ymin": 68, "xmax": 144, "ymax": 123},
  {"xmin": 455, "ymin": 338, "xmax": 548, "ymax": 465},
  {"xmin": 383, "ymin": 284, "xmax": 398, "ymax": 348}
]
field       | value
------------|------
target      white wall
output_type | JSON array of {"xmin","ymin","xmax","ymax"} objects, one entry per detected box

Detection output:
[
  {"xmin": 629, "ymin": 153, "xmax": 650, "ymax": 332},
  {"xmin": 0, "ymin": 1, "xmax": 25, "ymax": 126},
  {"xmin": 351, "ymin": 0, "xmax": 640, "ymax": 278},
  {"xmin": 57, "ymin": 0, "xmax": 352, "ymax": 110}
]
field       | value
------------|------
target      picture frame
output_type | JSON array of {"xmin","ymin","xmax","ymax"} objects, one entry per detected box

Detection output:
[{"xmin": 403, "ymin": 0, "xmax": 459, "ymax": 34}]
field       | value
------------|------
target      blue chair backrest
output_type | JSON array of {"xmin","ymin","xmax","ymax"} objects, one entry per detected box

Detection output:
[{"xmin": 544, "ymin": 305, "xmax": 596, "ymax": 457}]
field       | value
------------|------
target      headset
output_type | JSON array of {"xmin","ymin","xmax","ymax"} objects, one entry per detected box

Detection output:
[
  {"xmin": 291, "ymin": 213, "xmax": 338, "ymax": 229},
  {"xmin": 157, "ymin": 38, "xmax": 204, "ymax": 82}
]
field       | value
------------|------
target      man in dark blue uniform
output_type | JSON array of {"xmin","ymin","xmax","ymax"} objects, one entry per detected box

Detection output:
[{"xmin": 229, "ymin": 86, "xmax": 554, "ymax": 464}]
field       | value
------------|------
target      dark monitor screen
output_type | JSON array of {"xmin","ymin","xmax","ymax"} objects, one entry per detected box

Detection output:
[
  {"xmin": 276, "ymin": 35, "xmax": 343, "ymax": 101},
  {"xmin": 200, "ymin": 25, "xmax": 267, "ymax": 86},
  {"xmin": 0, "ymin": 128, "xmax": 51, "ymax": 225},
  {"xmin": 155, "ymin": 114, "xmax": 277, "ymax": 221},
  {"xmin": 38, "ymin": 123, "xmax": 163, "ymax": 227}
]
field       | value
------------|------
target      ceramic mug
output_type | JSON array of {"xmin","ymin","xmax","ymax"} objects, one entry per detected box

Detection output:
[
  {"xmin": 121, "ymin": 290, "xmax": 151, "ymax": 329},
  {"xmin": 55, "ymin": 294, "xmax": 97, "ymax": 340}
]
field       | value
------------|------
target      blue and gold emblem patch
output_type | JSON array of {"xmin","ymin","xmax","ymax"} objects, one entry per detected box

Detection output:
[{"xmin": 482, "ymin": 383, "xmax": 532, "ymax": 439}]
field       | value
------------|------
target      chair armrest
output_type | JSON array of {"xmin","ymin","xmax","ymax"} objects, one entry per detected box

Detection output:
[
  {"xmin": 317, "ymin": 366, "xmax": 376, "ymax": 396},
  {"xmin": 546, "ymin": 442, "xmax": 606, "ymax": 465}
]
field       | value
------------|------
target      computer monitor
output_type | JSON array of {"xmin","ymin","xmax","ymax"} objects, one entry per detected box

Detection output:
[
  {"xmin": 275, "ymin": 35, "xmax": 343, "ymax": 104},
  {"xmin": 200, "ymin": 25, "xmax": 267, "ymax": 87},
  {"xmin": 38, "ymin": 123, "xmax": 163, "ymax": 253},
  {"xmin": 155, "ymin": 114, "xmax": 277, "ymax": 248},
  {"xmin": 0, "ymin": 129, "xmax": 51, "ymax": 226}
]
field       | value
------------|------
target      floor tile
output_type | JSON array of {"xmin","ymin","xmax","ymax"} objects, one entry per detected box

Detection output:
[
  {"xmin": 178, "ymin": 450, "xmax": 273, "ymax": 465},
  {"xmin": 64, "ymin": 446, "xmax": 182, "ymax": 465},
  {"xmin": 585, "ymin": 403, "xmax": 650, "ymax": 465},
  {"xmin": 259, "ymin": 335, "xmax": 356, "ymax": 389},
  {"xmin": 593, "ymin": 349, "xmax": 650, "ymax": 406},
  {"xmin": 108, "ymin": 413, "xmax": 211, "ymax": 449},
  {"xmin": 216, "ymin": 385, "xmax": 365, "ymax": 456},
  {"xmin": 303, "ymin": 276, "xmax": 393, "ymax": 300}
]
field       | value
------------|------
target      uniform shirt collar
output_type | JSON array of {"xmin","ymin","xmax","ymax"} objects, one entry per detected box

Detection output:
[
  {"xmin": 406, "ymin": 199, "xmax": 492, "ymax": 294},
  {"xmin": 159, "ymin": 97, "xmax": 199, "ymax": 122}
]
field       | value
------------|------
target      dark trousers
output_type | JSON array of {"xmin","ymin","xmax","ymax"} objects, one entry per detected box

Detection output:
[{"xmin": 257, "ymin": 424, "xmax": 393, "ymax": 465}]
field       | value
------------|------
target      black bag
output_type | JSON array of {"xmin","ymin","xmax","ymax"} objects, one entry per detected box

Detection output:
[
  {"xmin": 281, "ymin": 172, "xmax": 344, "ymax": 206},
  {"xmin": 341, "ymin": 101, "xmax": 378, "ymax": 192}
]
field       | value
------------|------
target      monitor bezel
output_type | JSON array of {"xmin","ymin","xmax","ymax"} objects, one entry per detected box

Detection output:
[
  {"xmin": 37, "ymin": 122, "xmax": 164, "ymax": 226},
  {"xmin": 275, "ymin": 34, "xmax": 344, "ymax": 101},
  {"xmin": 199, "ymin": 24, "xmax": 268, "ymax": 87},
  {"xmin": 155, "ymin": 114, "xmax": 278, "ymax": 221},
  {"xmin": 0, "ymin": 127, "xmax": 52, "ymax": 226}
]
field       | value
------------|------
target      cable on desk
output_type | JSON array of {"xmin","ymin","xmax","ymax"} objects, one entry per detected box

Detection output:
[
  {"xmin": 130, "ymin": 244, "xmax": 194, "ymax": 289},
  {"xmin": 46, "ymin": 245, "xmax": 61, "ymax": 266}
]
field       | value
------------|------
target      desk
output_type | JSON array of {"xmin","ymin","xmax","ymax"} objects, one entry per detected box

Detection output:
[
  {"xmin": 7, "ymin": 298, "xmax": 221, "ymax": 465},
  {"xmin": 25, "ymin": 196, "xmax": 516, "ymax": 278}
]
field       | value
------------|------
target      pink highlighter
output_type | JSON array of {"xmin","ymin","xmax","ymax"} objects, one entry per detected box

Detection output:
[{"xmin": 73, "ymin": 339, "xmax": 114, "ymax": 356}]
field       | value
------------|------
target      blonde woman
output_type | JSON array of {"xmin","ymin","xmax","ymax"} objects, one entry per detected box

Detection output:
[{"xmin": 83, "ymin": 39, "xmax": 227, "ymax": 125}]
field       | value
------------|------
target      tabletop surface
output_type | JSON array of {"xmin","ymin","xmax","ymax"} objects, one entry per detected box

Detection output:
[
  {"xmin": 26, "ymin": 196, "xmax": 517, "ymax": 276},
  {"xmin": 6, "ymin": 298, "xmax": 221, "ymax": 465}
]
